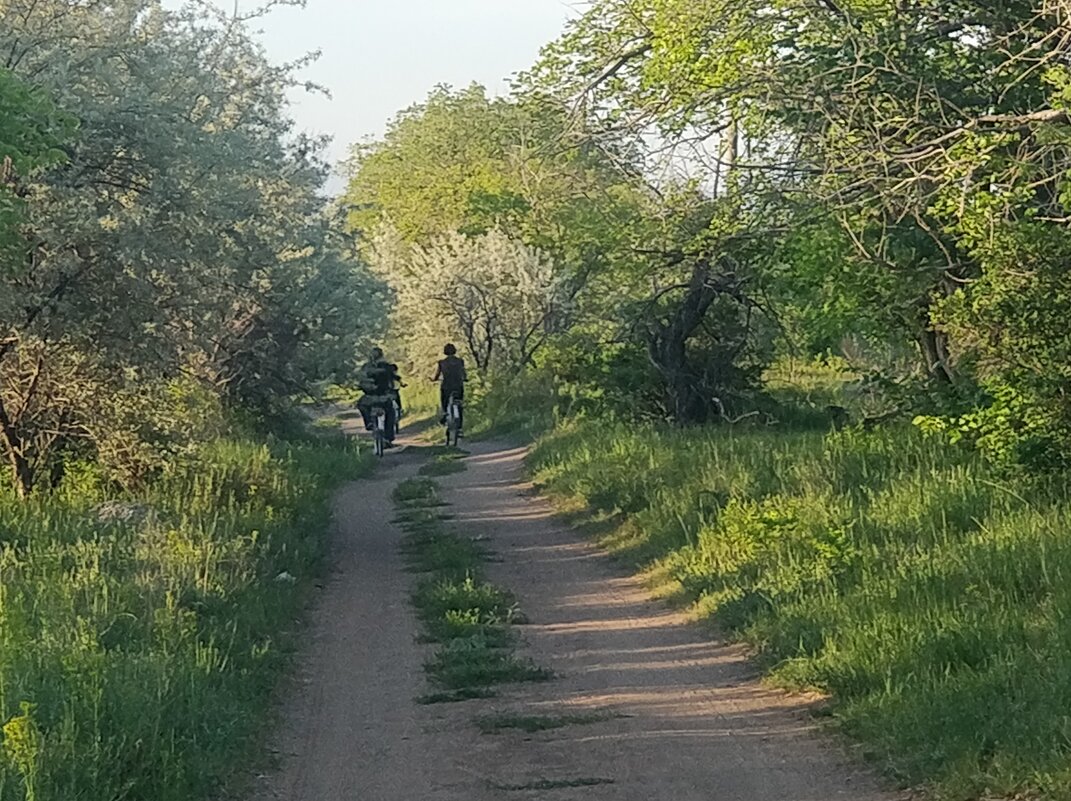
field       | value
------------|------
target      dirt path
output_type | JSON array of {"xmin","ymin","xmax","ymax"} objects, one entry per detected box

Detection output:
[{"xmin": 248, "ymin": 435, "xmax": 902, "ymax": 801}]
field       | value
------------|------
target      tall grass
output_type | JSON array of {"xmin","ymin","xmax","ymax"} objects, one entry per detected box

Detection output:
[
  {"xmin": 530, "ymin": 421, "xmax": 1071, "ymax": 799},
  {"xmin": 0, "ymin": 435, "xmax": 369, "ymax": 800}
]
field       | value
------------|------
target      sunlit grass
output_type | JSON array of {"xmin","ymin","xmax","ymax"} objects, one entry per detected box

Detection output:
[
  {"xmin": 0, "ymin": 435, "xmax": 370, "ymax": 800},
  {"xmin": 529, "ymin": 420, "xmax": 1071, "ymax": 799}
]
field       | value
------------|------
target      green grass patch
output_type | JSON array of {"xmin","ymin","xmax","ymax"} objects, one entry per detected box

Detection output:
[
  {"xmin": 401, "ymin": 528, "xmax": 486, "ymax": 576},
  {"xmin": 0, "ymin": 434, "xmax": 371, "ymax": 800},
  {"xmin": 392, "ymin": 505, "xmax": 451, "ymax": 531},
  {"xmin": 528, "ymin": 419, "xmax": 1071, "ymax": 799},
  {"xmin": 425, "ymin": 636, "xmax": 553, "ymax": 689},
  {"xmin": 394, "ymin": 474, "xmax": 549, "ymax": 698},
  {"xmin": 419, "ymin": 452, "xmax": 469, "ymax": 476},
  {"xmin": 413, "ymin": 574, "xmax": 519, "ymax": 626},
  {"xmin": 392, "ymin": 477, "xmax": 441, "ymax": 506},
  {"xmin": 418, "ymin": 611, "xmax": 516, "ymax": 648},
  {"xmin": 475, "ymin": 710, "xmax": 618, "ymax": 734}
]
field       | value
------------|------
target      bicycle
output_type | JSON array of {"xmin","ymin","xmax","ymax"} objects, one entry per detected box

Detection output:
[
  {"xmin": 445, "ymin": 393, "xmax": 462, "ymax": 447},
  {"xmin": 372, "ymin": 405, "xmax": 389, "ymax": 457}
]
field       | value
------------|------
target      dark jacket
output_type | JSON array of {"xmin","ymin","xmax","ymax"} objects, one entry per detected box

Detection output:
[{"xmin": 360, "ymin": 359, "xmax": 399, "ymax": 396}]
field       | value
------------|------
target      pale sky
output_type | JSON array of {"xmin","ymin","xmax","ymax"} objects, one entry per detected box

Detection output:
[{"xmin": 223, "ymin": 1, "xmax": 578, "ymax": 187}]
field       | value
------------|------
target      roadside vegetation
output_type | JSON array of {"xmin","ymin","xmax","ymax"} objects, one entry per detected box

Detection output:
[
  {"xmin": 0, "ymin": 433, "xmax": 370, "ymax": 800},
  {"xmin": 527, "ymin": 417, "xmax": 1071, "ymax": 797},
  {"xmin": 0, "ymin": 3, "xmax": 382, "ymax": 799}
]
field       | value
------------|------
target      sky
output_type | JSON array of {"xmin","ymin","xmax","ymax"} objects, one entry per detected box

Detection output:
[{"xmin": 224, "ymin": 0, "xmax": 578, "ymax": 187}]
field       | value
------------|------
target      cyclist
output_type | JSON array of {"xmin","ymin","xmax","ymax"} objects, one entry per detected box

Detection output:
[
  {"xmin": 357, "ymin": 346, "xmax": 401, "ymax": 446},
  {"xmin": 433, "ymin": 343, "xmax": 467, "ymax": 429}
]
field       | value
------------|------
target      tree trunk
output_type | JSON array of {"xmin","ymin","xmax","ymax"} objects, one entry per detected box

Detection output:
[
  {"xmin": 644, "ymin": 255, "xmax": 728, "ymax": 425},
  {"xmin": 917, "ymin": 325, "xmax": 955, "ymax": 384},
  {"xmin": 647, "ymin": 335, "xmax": 706, "ymax": 423},
  {"xmin": 0, "ymin": 397, "xmax": 33, "ymax": 497}
]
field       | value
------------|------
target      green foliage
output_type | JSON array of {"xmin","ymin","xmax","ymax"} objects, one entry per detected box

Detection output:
[
  {"xmin": 346, "ymin": 85, "xmax": 529, "ymax": 242},
  {"xmin": 466, "ymin": 371, "xmax": 558, "ymax": 440},
  {"xmin": 0, "ymin": 69, "xmax": 70, "ymax": 267},
  {"xmin": 0, "ymin": 1, "xmax": 385, "ymax": 495},
  {"xmin": 521, "ymin": 0, "xmax": 1071, "ymax": 462},
  {"xmin": 0, "ymin": 432, "xmax": 369, "ymax": 799},
  {"xmin": 529, "ymin": 418, "xmax": 1071, "ymax": 797}
]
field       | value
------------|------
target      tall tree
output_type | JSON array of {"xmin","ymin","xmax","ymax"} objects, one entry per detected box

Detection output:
[{"xmin": 0, "ymin": 1, "xmax": 383, "ymax": 493}]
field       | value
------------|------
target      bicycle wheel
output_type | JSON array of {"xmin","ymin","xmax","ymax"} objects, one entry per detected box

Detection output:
[{"xmin": 373, "ymin": 411, "xmax": 386, "ymax": 457}]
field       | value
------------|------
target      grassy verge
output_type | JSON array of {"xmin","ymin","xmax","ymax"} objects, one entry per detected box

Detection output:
[
  {"xmin": 529, "ymin": 420, "xmax": 1071, "ymax": 800},
  {"xmin": 0, "ymin": 433, "xmax": 370, "ymax": 801},
  {"xmin": 393, "ymin": 477, "xmax": 550, "ymax": 701}
]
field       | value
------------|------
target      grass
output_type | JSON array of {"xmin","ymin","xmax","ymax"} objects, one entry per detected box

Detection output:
[
  {"xmin": 528, "ymin": 419, "xmax": 1071, "ymax": 799},
  {"xmin": 475, "ymin": 711, "xmax": 618, "ymax": 734},
  {"xmin": 0, "ymin": 434, "xmax": 371, "ymax": 801},
  {"xmin": 424, "ymin": 637, "xmax": 552, "ymax": 690},
  {"xmin": 392, "ymin": 477, "xmax": 441, "ymax": 506},
  {"xmin": 402, "ymin": 528, "xmax": 486, "ymax": 577},
  {"xmin": 419, "ymin": 451, "xmax": 469, "ymax": 477},
  {"xmin": 394, "ymin": 474, "xmax": 550, "ymax": 699}
]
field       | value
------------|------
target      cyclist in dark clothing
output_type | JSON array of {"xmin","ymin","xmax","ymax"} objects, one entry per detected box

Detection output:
[
  {"xmin": 357, "ymin": 347, "xmax": 401, "ymax": 443},
  {"xmin": 433, "ymin": 343, "xmax": 467, "ymax": 427}
]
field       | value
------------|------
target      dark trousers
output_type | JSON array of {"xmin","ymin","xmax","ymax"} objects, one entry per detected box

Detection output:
[
  {"xmin": 358, "ymin": 395, "xmax": 397, "ymax": 440},
  {"xmin": 440, "ymin": 385, "xmax": 464, "ymax": 428}
]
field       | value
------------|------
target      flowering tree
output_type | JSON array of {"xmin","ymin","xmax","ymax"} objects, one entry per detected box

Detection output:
[{"xmin": 371, "ymin": 227, "xmax": 567, "ymax": 375}]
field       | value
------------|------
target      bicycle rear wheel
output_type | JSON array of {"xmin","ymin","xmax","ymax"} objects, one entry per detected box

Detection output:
[{"xmin": 373, "ymin": 411, "xmax": 386, "ymax": 457}]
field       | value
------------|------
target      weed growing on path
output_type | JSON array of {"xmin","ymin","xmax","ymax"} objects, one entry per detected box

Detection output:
[
  {"xmin": 419, "ymin": 451, "xmax": 469, "ymax": 477},
  {"xmin": 425, "ymin": 637, "xmax": 552, "ymax": 689},
  {"xmin": 494, "ymin": 777, "xmax": 615, "ymax": 791},
  {"xmin": 400, "ymin": 524, "xmax": 485, "ymax": 577},
  {"xmin": 394, "ymin": 473, "xmax": 551, "ymax": 700},
  {"xmin": 417, "ymin": 687, "xmax": 498, "ymax": 705},
  {"xmin": 392, "ymin": 477, "xmax": 441, "ymax": 506}
]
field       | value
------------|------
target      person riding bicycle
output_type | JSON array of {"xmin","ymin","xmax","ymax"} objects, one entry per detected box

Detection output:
[
  {"xmin": 433, "ymin": 343, "xmax": 467, "ymax": 428},
  {"xmin": 357, "ymin": 347, "xmax": 401, "ymax": 444}
]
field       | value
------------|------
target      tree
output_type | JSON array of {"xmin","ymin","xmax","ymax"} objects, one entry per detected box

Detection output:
[
  {"xmin": 526, "ymin": 0, "xmax": 1071, "ymax": 456},
  {"xmin": 370, "ymin": 226, "xmax": 565, "ymax": 375},
  {"xmin": 0, "ymin": 1, "xmax": 383, "ymax": 493}
]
